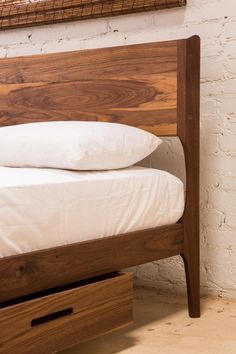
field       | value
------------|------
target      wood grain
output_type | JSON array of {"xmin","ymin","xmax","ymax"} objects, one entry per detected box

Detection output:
[
  {"xmin": 0, "ymin": 40, "xmax": 178, "ymax": 136},
  {"xmin": 0, "ymin": 36, "xmax": 200, "ymax": 327},
  {"xmin": 0, "ymin": 273, "xmax": 133, "ymax": 354},
  {"xmin": 177, "ymin": 36, "xmax": 200, "ymax": 318},
  {"xmin": 0, "ymin": 224, "xmax": 183, "ymax": 303},
  {"xmin": 0, "ymin": 1, "xmax": 186, "ymax": 30}
]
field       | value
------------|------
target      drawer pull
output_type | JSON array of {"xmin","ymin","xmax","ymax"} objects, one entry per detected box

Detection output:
[{"xmin": 31, "ymin": 308, "xmax": 73, "ymax": 327}]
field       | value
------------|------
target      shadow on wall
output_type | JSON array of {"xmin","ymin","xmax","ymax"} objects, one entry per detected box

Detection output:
[
  {"xmin": 134, "ymin": 137, "xmax": 188, "ymax": 295},
  {"xmin": 138, "ymin": 137, "xmax": 186, "ymax": 184}
]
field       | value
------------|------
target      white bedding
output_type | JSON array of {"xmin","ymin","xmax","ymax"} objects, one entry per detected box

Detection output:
[{"xmin": 0, "ymin": 166, "xmax": 184, "ymax": 258}]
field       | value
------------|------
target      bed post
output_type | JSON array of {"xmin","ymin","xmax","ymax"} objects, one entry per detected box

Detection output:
[{"xmin": 177, "ymin": 36, "xmax": 200, "ymax": 318}]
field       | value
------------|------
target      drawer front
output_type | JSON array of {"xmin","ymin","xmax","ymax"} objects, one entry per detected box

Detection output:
[{"xmin": 0, "ymin": 272, "xmax": 133, "ymax": 354}]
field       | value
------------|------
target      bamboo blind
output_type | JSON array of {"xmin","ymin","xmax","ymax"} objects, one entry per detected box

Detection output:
[{"xmin": 0, "ymin": 0, "xmax": 186, "ymax": 30}]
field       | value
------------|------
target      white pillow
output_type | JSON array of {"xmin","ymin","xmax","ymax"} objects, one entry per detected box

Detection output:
[{"xmin": 0, "ymin": 121, "xmax": 162, "ymax": 170}]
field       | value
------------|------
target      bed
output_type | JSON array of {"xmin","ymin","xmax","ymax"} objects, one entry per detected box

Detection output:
[{"xmin": 0, "ymin": 35, "xmax": 200, "ymax": 353}]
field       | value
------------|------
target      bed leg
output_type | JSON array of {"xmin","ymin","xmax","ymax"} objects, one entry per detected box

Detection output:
[{"xmin": 181, "ymin": 252, "xmax": 200, "ymax": 318}]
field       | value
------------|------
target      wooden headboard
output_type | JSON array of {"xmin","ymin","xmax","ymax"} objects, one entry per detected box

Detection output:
[{"xmin": 0, "ymin": 36, "xmax": 200, "ymax": 138}]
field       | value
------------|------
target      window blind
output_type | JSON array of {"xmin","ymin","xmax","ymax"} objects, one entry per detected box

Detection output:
[{"xmin": 0, "ymin": 0, "xmax": 186, "ymax": 30}]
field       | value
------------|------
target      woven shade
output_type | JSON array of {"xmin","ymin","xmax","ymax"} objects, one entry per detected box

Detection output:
[{"xmin": 0, "ymin": 0, "xmax": 186, "ymax": 30}]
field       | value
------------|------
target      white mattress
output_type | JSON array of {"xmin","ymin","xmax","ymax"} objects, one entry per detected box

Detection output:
[{"xmin": 0, "ymin": 166, "xmax": 184, "ymax": 258}]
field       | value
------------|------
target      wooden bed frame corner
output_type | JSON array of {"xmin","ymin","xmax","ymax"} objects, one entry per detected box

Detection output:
[{"xmin": 0, "ymin": 36, "xmax": 200, "ymax": 318}]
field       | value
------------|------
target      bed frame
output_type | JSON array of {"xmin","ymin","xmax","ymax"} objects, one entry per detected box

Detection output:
[{"xmin": 0, "ymin": 36, "xmax": 200, "ymax": 320}]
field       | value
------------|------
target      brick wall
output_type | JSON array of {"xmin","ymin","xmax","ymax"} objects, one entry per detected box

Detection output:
[{"xmin": 1, "ymin": 0, "xmax": 235, "ymax": 298}]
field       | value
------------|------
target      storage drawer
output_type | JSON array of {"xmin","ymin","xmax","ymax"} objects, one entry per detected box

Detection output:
[{"xmin": 0, "ymin": 272, "xmax": 133, "ymax": 354}]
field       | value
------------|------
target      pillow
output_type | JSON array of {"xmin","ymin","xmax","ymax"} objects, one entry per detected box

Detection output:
[{"xmin": 0, "ymin": 121, "xmax": 162, "ymax": 170}]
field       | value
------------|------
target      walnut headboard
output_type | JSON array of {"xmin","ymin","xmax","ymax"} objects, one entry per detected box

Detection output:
[{"xmin": 0, "ymin": 36, "xmax": 200, "ymax": 139}]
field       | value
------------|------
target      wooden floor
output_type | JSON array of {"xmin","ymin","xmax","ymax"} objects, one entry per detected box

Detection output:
[{"xmin": 61, "ymin": 287, "xmax": 236, "ymax": 354}]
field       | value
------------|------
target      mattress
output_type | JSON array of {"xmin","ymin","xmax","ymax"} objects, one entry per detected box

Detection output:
[{"xmin": 0, "ymin": 166, "xmax": 184, "ymax": 258}]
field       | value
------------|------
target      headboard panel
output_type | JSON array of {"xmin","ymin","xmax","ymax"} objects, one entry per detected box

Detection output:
[{"xmin": 0, "ymin": 40, "xmax": 179, "ymax": 136}]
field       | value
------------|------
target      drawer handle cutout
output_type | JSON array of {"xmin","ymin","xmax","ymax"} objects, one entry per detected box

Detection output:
[{"xmin": 31, "ymin": 307, "xmax": 73, "ymax": 327}]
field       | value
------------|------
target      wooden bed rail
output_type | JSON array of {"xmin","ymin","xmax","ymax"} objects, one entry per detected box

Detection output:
[{"xmin": 0, "ymin": 224, "xmax": 183, "ymax": 303}]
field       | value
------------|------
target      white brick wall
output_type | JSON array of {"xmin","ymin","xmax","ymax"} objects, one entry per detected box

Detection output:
[{"xmin": 0, "ymin": 0, "xmax": 235, "ymax": 298}]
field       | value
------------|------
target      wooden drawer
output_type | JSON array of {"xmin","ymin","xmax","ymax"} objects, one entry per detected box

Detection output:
[{"xmin": 0, "ymin": 272, "xmax": 133, "ymax": 354}]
